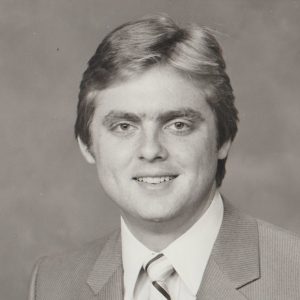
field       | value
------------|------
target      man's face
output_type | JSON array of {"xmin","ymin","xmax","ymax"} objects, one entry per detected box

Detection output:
[{"xmin": 81, "ymin": 66, "xmax": 230, "ymax": 227}]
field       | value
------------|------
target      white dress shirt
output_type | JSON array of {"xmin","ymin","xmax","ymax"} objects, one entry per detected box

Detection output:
[{"xmin": 121, "ymin": 192, "xmax": 224, "ymax": 300}]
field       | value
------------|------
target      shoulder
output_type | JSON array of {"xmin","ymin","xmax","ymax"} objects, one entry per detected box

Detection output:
[
  {"xmin": 256, "ymin": 219, "xmax": 300, "ymax": 261},
  {"xmin": 240, "ymin": 218, "xmax": 300, "ymax": 298},
  {"xmin": 223, "ymin": 198, "xmax": 300, "ymax": 252},
  {"xmin": 222, "ymin": 198, "xmax": 300, "ymax": 275},
  {"xmin": 38, "ymin": 231, "xmax": 113, "ymax": 274},
  {"xmin": 257, "ymin": 218, "xmax": 300, "ymax": 241},
  {"xmin": 29, "ymin": 230, "xmax": 119, "ymax": 300},
  {"xmin": 222, "ymin": 200, "xmax": 300, "ymax": 297}
]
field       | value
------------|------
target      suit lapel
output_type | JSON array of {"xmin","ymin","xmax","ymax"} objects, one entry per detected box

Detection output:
[
  {"xmin": 86, "ymin": 230, "xmax": 123, "ymax": 300},
  {"xmin": 84, "ymin": 200, "xmax": 260, "ymax": 300},
  {"xmin": 197, "ymin": 259, "xmax": 248, "ymax": 300},
  {"xmin": 197, "ymin": 199, "xmax": 260, "ymax": 299}
]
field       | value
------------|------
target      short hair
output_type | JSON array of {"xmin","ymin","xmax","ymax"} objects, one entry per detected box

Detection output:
[{"xmin": 75, "ymin": 14, "xmax": 238, "ymax": 187}]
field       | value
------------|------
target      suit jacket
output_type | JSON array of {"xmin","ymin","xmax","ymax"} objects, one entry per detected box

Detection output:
[{"xmin": 28, "ymin": 201, "xmax": 300, "ymax": 300}]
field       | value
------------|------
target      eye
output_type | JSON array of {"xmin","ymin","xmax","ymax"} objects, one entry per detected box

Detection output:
[
  {"xmin": 173, "ymin": 122, "xmax": 186, "ymax": 130},
  {"xmin": 169, "ymin": 121, "xmax": 190, "ymax": 130},
  {"xmin": 111, "ymin": 122, "xmax": 137, "ymax": 135},
  {"xmin": 118, "ymin": 123, "xmax": 131, "ymax": 130},
  {"xmin": 165, "ymin": 120, "xmax": 192, "ymax": 135}
]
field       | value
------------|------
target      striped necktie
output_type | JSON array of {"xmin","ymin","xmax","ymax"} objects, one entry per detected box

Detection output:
[{"xmin": 143, "ymin": 253, "xmax": 175, "ymax": 300}]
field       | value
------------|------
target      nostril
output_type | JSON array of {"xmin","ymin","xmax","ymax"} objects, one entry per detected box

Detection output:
[
  {"xmin": 138, "ymin": 153, "xmax": 165, "ymax": 162},
  {"xmin": 138, "ymin": 131, "xmax": 168, "ymax": 161},
  {"xmin": 138, "ymin": 145, "xmax": 166, "ymax": 160}
]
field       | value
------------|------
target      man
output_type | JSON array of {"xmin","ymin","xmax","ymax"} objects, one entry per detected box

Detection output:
[{"xmin": 29, "ymin": 15, "xmax": 300, "ymax": 299}]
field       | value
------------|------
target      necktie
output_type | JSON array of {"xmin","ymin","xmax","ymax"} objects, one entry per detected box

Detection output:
[{"xmin": 143, "ymin": 253, "xmax": 174, "ymax": 300}]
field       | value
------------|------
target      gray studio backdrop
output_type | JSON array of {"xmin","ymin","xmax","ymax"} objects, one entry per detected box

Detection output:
[{"xmin": 1, "ymin": 0, "xmax": 300, "ymax": 299}]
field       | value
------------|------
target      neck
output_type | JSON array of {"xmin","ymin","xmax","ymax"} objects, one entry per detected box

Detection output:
[{"xmin": 121, "ymin": 185, "xmax": 216, "ymax": 252}]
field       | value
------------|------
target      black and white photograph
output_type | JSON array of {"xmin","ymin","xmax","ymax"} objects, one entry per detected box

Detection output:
[{"xmin": 1, "ymin": 1, "xmax": 300, "ymax": 299}]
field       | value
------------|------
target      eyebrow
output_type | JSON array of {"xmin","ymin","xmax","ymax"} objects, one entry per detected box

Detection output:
[
  {"xmin": 157, "ymin": 108, "xmax": 204, "ymax": 123},
  {"xmin": 102, "ymin": 111, "xmax": 141, "ymax": 127},
  {"xmin": 102, "ymin": 108, "xmax": 204, "ymax": 127}
]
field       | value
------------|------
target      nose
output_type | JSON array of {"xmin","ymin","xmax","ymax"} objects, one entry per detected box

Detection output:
[{"xmin": 138, "ymin": 128, "xmax": 168, "ymax": 162}]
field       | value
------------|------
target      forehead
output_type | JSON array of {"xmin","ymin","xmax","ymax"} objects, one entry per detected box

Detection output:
[{"xmin": 93, "ymin": 66, "xmax": 212, "ymax": 117}]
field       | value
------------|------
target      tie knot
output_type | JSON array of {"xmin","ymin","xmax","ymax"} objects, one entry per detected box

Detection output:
[{"xmin": 143, "ymin": 253, "xmax": 174, "ymax": 282}]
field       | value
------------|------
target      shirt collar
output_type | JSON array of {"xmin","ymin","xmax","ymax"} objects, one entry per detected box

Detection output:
[
  {"xmin": 121, "ymin": 218, "xmax": 153, "ymax": 298},
  {"xmin": 163, "ymin": 191, "xmax": 223, "ymax": 295},
  {"xmin": 121, "ymin": 191, "xmax": 223, "ymax": 297}
]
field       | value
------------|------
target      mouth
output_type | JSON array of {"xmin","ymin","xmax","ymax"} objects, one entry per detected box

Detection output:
[{"xmin": 133, "ymin": 175, "xmax": 178, "ymax": 184}]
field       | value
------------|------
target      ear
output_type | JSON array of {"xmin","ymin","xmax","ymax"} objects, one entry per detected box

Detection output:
[
  {"xmin": 217, "ymin": 139, "xmax": 232, "ymax": 160},
  {"xmin": 77, "ymin": 137, "xmax": 95, "ymax": 164}
]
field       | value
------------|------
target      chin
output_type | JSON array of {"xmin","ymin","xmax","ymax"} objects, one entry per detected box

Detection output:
[{"xmin": 136, "ymin": 208, "xmax": 180, "ymax": 223}]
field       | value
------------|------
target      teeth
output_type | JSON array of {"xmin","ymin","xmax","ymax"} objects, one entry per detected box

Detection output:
[{"xmin": 136, "ymin": 176, "xmax": 175, "ymax": 184}]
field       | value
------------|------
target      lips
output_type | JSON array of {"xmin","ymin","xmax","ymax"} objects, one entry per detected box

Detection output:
[{"xmin": 133, "ymin": 175, "xmax": 178, "ymax": 184}]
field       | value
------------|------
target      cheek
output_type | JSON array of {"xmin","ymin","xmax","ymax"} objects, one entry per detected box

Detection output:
[
  {"xmin": 174, "ymin": 135, "xmax": 217, "ymax": 167},
  {"xmin": 94, "ymin": 134, "xmax": 134, "ymax": 175}
]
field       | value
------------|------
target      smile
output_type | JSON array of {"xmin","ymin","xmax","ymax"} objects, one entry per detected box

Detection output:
[{"xmin": 133, "ymin": 176, "xmax": 178, "ymax": 184}]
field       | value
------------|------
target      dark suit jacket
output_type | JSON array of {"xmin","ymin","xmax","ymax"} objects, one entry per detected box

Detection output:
[{"xmin": 28, "ymin": 201, "xmax": 300, "ymax": 299}]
